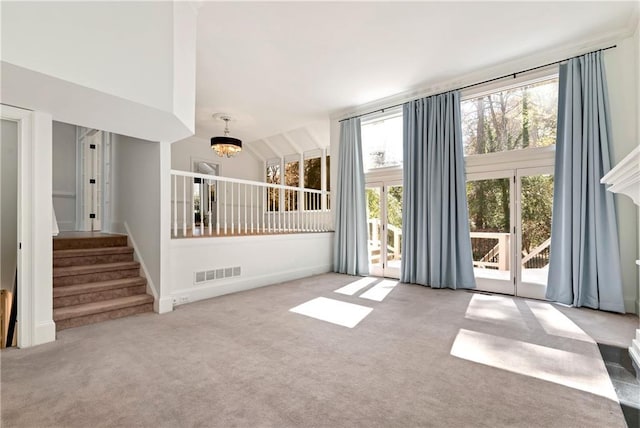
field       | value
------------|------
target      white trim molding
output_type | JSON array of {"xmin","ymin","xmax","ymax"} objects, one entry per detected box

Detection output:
[
  {"xmin": 601, "ymin": 144, "xmax": 640, "ymax": 376},
  {"xmin": 1, "ymin": 104, "xmax": 56, "ymax": 348}
]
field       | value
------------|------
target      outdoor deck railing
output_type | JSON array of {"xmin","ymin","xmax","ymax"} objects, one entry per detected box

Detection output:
[{"xmin": 171, "ymin": 170, "xmax": 332, "ymax": 238}]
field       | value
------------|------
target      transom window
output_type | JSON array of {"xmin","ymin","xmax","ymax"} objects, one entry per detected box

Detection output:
[
  {"xmin": 461, "ymin": 77, "xmax": 559, "ymax": 156},
  {"xmin": 361, "ymin": 108, "xmax": 403, "ymax": 171}
]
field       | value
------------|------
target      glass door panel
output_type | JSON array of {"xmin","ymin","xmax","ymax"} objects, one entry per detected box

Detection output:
[
  {"xmin": 466, "ymin": 176, "xmax": 515, "ymax": 295},
  {"xmin": 385, "ymin": 184, "xmax": 403, "ymax": 278},
  {"xmin": 517, "ymin": 170, "xmax": 554, "ymax": 299},
  {"xmin": 366, "ymin": 186, "xmax": 383, "ymax": 277}
]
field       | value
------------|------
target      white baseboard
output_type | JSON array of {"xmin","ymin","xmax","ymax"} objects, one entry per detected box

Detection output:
[
  {"xmin": 32, "ymin": 320, "xmax": 56, "ymax": 347},
  {"xmin": 170, "ymin": 264, "xmax": 332, "ymax": 308},
  {"xmin": 157, "ymin": 296, "xmax": 174, "ymax": 314},
  {"xmin": 124, "ymin": 222, "xmax": 158, "ymax": 302}
]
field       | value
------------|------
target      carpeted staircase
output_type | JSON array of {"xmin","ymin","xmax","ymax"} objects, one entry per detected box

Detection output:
[{"xmin": 53, "ymin": 233, "xmax": 154, "ymax": 331}]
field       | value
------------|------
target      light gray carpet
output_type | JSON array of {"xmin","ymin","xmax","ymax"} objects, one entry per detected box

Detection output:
[{"xmin": 1, "ymin": 273, "xmax": 637, "ymax": 427}]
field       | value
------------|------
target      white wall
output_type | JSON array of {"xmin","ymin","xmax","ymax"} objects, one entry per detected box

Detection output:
[
  {"xmin": 171, "ymin": 136, "xmax": 265, "ymax": 227},
  {"xmin": 1, "ymin": 2, "xmax": 197, "ymax": 143},
  {"xmin": 112, "ymin": 135, "xmax": 161, "ymax": 298},
  {"xmin": 2, "ymin": 1, "xmax": 172, "ymax": 111},
  {"xmin": 172, "ymin": 136, "xmax": 263, "ymax": 181},
  {"xmin": 52, "ymin": 121, "xmax": 76, "ymax": 231},
  {"xmin": 169, "ymin": 233, "xmax": 333, "ymax": 306},
  {"xmin": 605, "ymin": 31, "xmax": 640, "ymax": 313},
  {"xmin": 1, "ymin": 119, "xmax": 18, "ymax": 291}
]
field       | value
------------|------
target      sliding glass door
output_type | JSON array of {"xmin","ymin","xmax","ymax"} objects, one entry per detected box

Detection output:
[{"xmin": 467, "ymin": 167, "xmax": 553, "ymax": 299}]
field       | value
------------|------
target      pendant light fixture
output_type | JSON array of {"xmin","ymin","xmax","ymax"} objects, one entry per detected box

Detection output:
[{"xmin": 211, "ymin": 115, "xmax": 242, "ymax": 158}]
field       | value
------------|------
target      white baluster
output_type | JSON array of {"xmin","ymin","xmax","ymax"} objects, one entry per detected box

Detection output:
[
  {"xmin": 268, "ymin": 187, "xmax": 272, "ymax": 233},
  {"xmin": 199, "ymin": 180, "xmax": 204, "ymax": 237},
  {"xmin": 243, "ymin": 183, "xmax": 247, "ymax": 234},
  {"xmin": 216, "ymin": 179, "xmax": 220, "ymax": 236},
  {"xmin": 262, "ymin": 186, "xmax": 269, "ymax": 233},
  {"xmin": 182, "ymin": 176, "xmax": 187, "ymax": 237},
  {"xmin": 173, "ymin": 174, "xmax": 177, "ymax": 237},
  {"xmin": 250, "ymin": 185, "xmax": 254, "ymax": 234},
  {"xmin": 231, "ymin": 182, "xmax": 235, "ymax": 235},
  {"xmin": 224, "ymin": 181, "xmax": 227, "ymax": 235},
  {"xmin": 207, "ymin": 178, "xmax": 212, "ymax": 236},
  {"xmin": 278, "ymin": 187, "xmax": 282, "ymax": 233}
]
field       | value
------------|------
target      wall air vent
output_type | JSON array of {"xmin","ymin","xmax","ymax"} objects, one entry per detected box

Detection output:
[{"xmin": 194, "ymin": 266, "xmax": 242, "ymax": 284}]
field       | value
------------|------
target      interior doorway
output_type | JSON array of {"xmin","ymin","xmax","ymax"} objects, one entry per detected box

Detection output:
[
  {"xmin": 466, "ymin": 167, "xmax": 554, "ymax": 299},
  {"xmin": 366, "ymin": 181, "xmax": 403, "ymax": 279},
  {"xmin": 1, "ymin": 119, "xmax": 18, "ymax": 347},
  {"xmin": 76, "ymin": 128, "xmax": 111, "ymax": 232}
]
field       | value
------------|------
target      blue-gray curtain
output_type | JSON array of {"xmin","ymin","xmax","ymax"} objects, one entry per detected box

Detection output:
[
  {"xmin": 333, "ymin": 118, "xmax": 369, "ymax": 276},
  {"xmin": 546, "ymin": 52, "xmax": 625, "ymax": 313},
  {"xmin": 401, "ymin": 91, "xmax": 476, "ymax": 289}
]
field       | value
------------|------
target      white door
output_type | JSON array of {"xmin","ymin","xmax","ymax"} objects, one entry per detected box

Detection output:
[
  {"xmin": 515, "ymin": 167, "xmax": 554, "ymax": 300},
  {"xmin": 466, "ymin": 168, "xmax": 554, "ymax": 298},
  {"xmin": 77, "ymin": 129, "xmax": 104, "ymax": 231},
  {"xmin": 365, "ymin": 181, "xmax": 403, "ymax": 279},
  {"xmin": 466, "ymin": 171, "xmax": 516, "ymax": 295}
]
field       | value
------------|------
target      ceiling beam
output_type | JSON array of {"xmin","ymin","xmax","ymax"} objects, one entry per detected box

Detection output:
[
  {"xmin": 303, "ymin": 127, "xmax": 329, "ymax": 151},
  {"xmin": 261, "ymin": 137, "xmax": 281, "ymax": 159},
  {"xmin": 243, "ymin": 142, "xmax": 265, "ymax": 162},
  {"xmin": 281, "ymin": 132, "xmax": 304, "ymax": 154}
]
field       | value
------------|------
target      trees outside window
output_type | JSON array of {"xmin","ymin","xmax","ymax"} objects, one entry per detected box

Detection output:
[
  {"xmin": 461, "ymin": 79, "xmax": 558, "ymax": 155},
  {"xmin": 266, "ymin": 163, "xmax": 280, "ymax": 211}
]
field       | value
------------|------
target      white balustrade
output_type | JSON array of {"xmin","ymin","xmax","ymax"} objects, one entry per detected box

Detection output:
[{"xmin": 170, "ymin": 170, "xmax": 332, "ymax": 238}]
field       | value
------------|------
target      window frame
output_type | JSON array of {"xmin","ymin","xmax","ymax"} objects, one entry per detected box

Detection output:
[
  {"xmin": 460, "ymin": 66, "xmax": 559, "ymax": 174},
  {"xmin": 360, "ymin": 106, "xmax": 404, "ymax": 173}
]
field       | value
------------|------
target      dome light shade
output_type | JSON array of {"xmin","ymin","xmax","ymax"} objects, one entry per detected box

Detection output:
[
  {"xmin": 211, "ymin": 136, "xmax": 242, "ymax": 157},
  {"xmin": 211, "ymin": 115, "xmax": 242, "ymax": 158}
]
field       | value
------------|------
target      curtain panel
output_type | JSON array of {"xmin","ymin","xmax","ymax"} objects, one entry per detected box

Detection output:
[
  {"xmin": 546, "ymin": 51, "xmax": 625, "ymax": 313},
  {"xmin": 401, "ymin": 91, "xmax": 476, "ymax": 289},
  {"xmin": 333, "ymin": 118, "xmax": 369, "ymax": 276}
]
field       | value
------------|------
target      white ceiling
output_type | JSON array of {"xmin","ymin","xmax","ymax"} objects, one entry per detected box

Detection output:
[{"xmin": 194, "ymin": 1, "xmax": 637, "ymax": 150}]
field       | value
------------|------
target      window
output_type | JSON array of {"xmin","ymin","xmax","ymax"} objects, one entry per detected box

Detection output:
[
  {"xmin": 285, "ymin": 159, "xmax": 299, "ymax": 211},
  {"xmin": 266, "ymin": 162, "xmax": 280, "ymax": 211},
  {"xmin": 461, "ymin": 78, "xmax": 558, "ymax": 156},
  {"xmin": 304, "ymin": 157, "xmax": 321, "ymax": 210},
  {"xmin": 361, "ymin": 109, "xmax": 403, "ymax": 171}
]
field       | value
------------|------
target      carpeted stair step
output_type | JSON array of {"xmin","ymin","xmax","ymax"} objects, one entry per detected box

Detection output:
[
  {"xmin": 53, "ymin": 246, "xmax": 134, "ymax": 267},
  {"xmin": 54, "ymin": 277, "xmax": 148, "ymax": 308},
  {"xmin": 53, "ymin": 261, "xmax": 141, "ymax": 287},
  {"xmin": 53, "ymin": 234, "xmax": 128, "ymax": 251},
  {"xmin": 53, "ymin": 294, "xmax": 154, "ymax": 331}
]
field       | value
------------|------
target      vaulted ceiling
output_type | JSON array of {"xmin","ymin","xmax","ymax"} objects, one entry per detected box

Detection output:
[{"xmin": 193, "ymin": 1, "xmax": 638, "ymax": 155}]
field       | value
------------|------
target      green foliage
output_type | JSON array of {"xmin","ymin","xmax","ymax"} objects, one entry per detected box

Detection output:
[
  {"xmin": 520, "ymin": 175, "xmax": 553, "ymax": 251},
  {"xmin": 463, "ymin": 80, "xmax": 556, "ymax": 264},
  {"xmin": 461, "ymin": 79, "xmax": 558, "ymax": 156}
]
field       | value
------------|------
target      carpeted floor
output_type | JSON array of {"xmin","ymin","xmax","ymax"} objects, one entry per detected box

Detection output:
[{"xmin": 1, "ymin": 273, "xmax": 637, "ymax": 427}]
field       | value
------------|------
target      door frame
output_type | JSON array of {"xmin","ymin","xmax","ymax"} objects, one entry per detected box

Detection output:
[
  {"xmin": 514, "ymin": 166, "xmax": 554, "ymax": 300},
  {"xmin": 466, "ymin": 170, "xmax": 516, "ymax": 295},
  {"xmin": 466, "ymin": 166, "xmax": 554, "ymax": 299},
  {"xmin": 365, "ymin": 179, "xmax": 403, "ymax": 279},
  {"xmin": 76, "ymin": 128, "xmax": 111, "ymax": 232},
  {"xmin": 1, "ymin": 104, "xmax": 56, "ymax": 347}
]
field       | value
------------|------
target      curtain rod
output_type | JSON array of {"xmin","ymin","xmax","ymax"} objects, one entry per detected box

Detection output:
[{"xmin": 338, "ymin": 45, "xmax": 617, "ymax": 123}]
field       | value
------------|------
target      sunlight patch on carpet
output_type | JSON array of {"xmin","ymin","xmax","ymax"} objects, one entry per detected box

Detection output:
[
  {"xmin": 526, "ymin": 301, "xmax": 595, "ymax": 343},
  {"xmin": 450, "ymin": 329, "xmax": 617, "ymax": 400},
  {"xmin": 465, "ymin": 294, "xmax": 527, "ymax": 329},
  {"xmin": 359, "ymin": 279, "xmax": 399, "ymax": 302},
  {"xmin": 289, "ymin": 297, "xmax": 373, "ymax": 328},
  {"xmin": 334, "ymin": 277, "xmax": 378, "ymax": 296}
]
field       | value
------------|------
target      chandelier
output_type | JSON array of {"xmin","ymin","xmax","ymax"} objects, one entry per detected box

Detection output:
[{"xmin": 211, "ymin": 115, "xmax": 242, "ymax": 158}]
